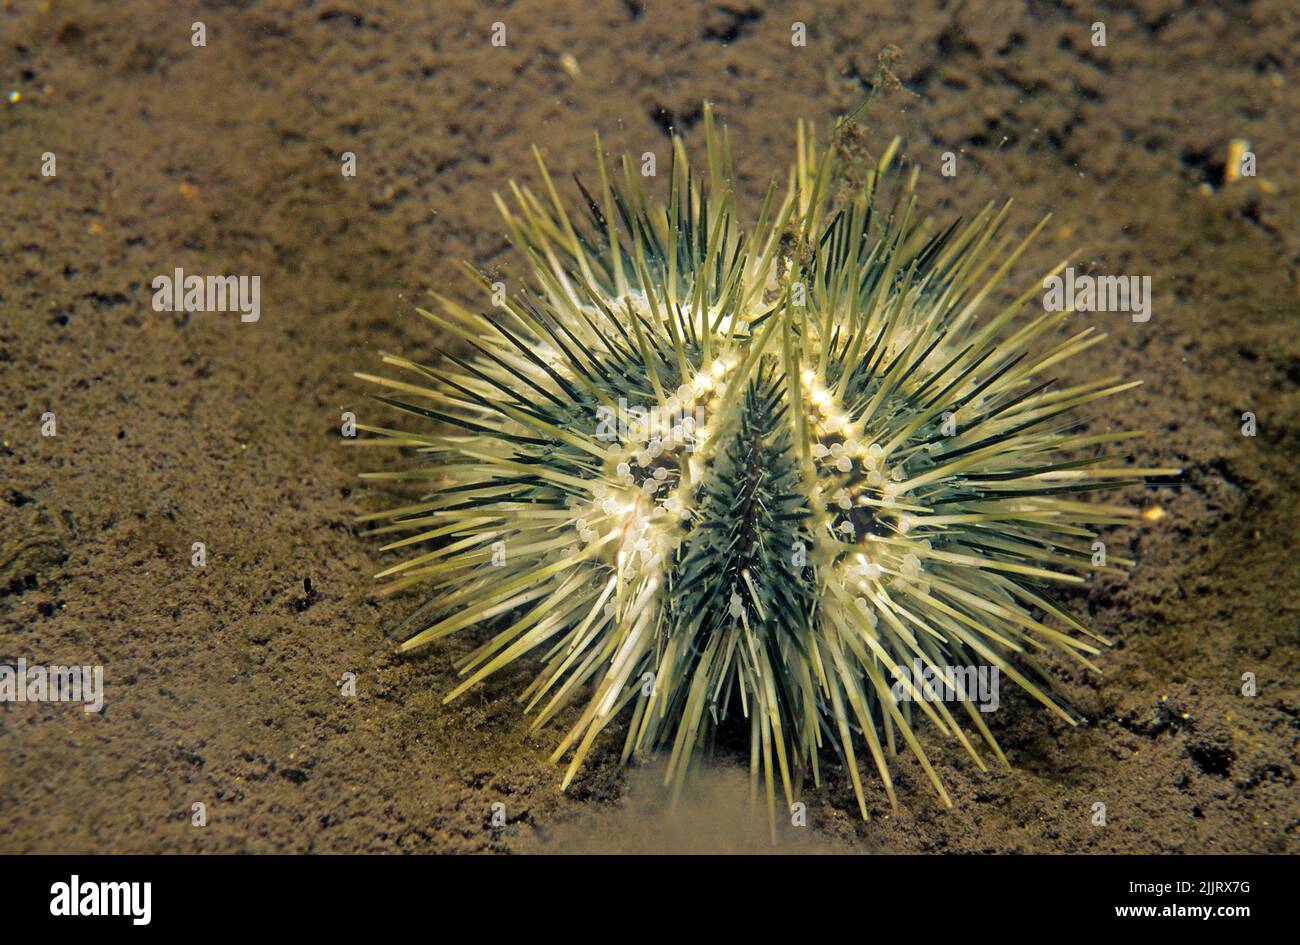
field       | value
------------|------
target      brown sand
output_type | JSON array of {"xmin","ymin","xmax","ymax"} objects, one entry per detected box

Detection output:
[{"xmin": 1, "ymin": 0, "xmax": 1297, "ymax": 853}]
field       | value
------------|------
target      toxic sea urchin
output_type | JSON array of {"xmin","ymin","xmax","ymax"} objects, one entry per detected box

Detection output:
[{"xmin": 354, "ymin": 106, "xmax": 1174, "ymax": 821}]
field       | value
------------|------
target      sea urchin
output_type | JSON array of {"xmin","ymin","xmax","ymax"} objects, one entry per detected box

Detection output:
[{"xmin": 353, "ymin": 106, "xmax": 1175, "ymax": 822}]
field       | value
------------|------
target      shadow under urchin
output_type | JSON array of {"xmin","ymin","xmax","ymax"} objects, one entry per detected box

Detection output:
[{"xmin": 351, "ymin": 102, "xmax": 1177, "ymax": 825}]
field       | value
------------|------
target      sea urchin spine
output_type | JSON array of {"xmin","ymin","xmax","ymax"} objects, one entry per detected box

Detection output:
[{"xmin": 352, "ymin": 106, "xmax": 1177, "ymax": 823}]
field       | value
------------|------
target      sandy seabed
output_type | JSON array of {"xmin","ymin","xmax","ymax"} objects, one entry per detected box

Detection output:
[{"xmin": 1, "ymin": 0, "xmax": 1298, "ymax": 853}]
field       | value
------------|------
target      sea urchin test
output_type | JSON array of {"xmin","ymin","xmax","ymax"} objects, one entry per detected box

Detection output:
[{"xmin": 353, "ymin": 106, "xmax": 1176, "ymax": 821}]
